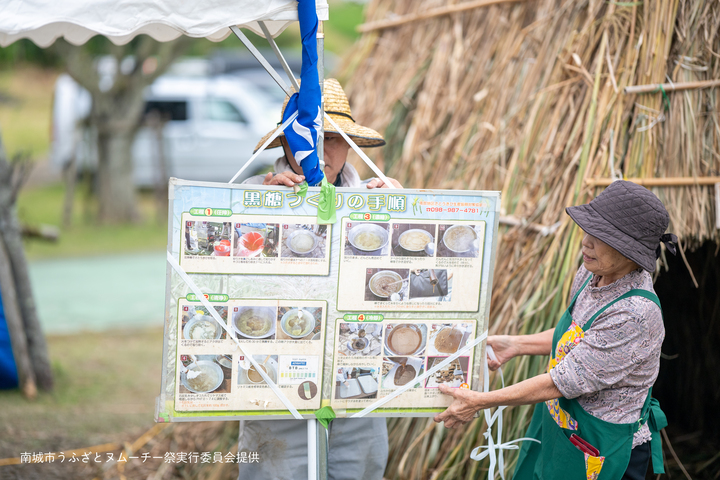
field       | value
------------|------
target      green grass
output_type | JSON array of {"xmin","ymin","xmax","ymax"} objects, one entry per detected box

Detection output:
[{"xmin": 17, "ymin": 183, "xmax": 169, "ymax": 260}]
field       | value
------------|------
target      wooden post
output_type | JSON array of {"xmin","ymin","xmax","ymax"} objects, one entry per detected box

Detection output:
[
  {"xmin": 586, "ymin": 177, "xmax": 720, "ymax": 188},
  {"xmin": 0, "ymin": 133, "xmax": 54, "ymax": 391}
]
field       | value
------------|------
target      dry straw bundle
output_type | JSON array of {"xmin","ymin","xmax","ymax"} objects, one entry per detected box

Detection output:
[{"xmin": 339, "ymin": 0, "xmax": 720, "ymax": 478}]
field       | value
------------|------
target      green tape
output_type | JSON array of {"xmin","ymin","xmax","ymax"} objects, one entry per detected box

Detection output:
[
  {"xmin": 314, "ymin": 406, "xmax": 336, "ymax": 429},
  {"xmin": 316, "ymin": 177, "xmax": 337, "ymax": 224},
  {"xmin": 296, "ymin": 181, "xmax": 309, "ymax": 198},
  {"xmin": 653, "ymin": 84, "xmax": 671, "ymax": 112}
]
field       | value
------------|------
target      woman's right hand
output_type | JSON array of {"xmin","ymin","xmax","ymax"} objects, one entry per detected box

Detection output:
[{"xmin": 486, "ymin": 335, "xmax": 517, "ymax": 371}]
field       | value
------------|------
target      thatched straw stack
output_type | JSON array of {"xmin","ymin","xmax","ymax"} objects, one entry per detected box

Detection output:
[{"xmin": 339, "ymin": 0, "xmax": 720, "ymax": 478}]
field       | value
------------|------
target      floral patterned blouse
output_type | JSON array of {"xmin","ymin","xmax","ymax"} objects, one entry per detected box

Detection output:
[{"xmin": 549, "ymin": 265, "xmax": 665, "ymax": 447}]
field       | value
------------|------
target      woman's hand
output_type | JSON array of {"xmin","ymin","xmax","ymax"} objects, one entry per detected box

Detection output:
[
  {"xmin": 262, "ymin": 171, "xmax": 305, "ymax": 187},
  {"xmin": 487, "ymin": 335, "xmax": 518, "ymax": 371},
  {"xmin": 434, "ymin": 374, "xmax": 562, "ymax": 429},
  {"xmin": 366, "ymin": 177, "xmax": 402, "ymax": 189},
  {"xmin": 433, "ymin": 385, "xmax": 484, "ymax": 429}
]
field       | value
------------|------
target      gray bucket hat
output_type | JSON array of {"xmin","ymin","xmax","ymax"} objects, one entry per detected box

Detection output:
[{"xmin": 566, "ymin": 180, "xmax": 678, "ymax": 272}]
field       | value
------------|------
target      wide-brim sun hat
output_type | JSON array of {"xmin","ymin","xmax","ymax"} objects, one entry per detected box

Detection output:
[
  {"xmin": 566, "ymin": 180, "xmax": 677, "ymax": 272},
  {"xmin": 254, "ymin": 78, "xmax": 385, "ymax": 153}
]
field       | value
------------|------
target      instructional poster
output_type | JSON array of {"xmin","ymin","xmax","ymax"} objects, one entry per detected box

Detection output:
[{"xmin": 157, "ymin": 179, "xmax": 500, "ymax": 421}]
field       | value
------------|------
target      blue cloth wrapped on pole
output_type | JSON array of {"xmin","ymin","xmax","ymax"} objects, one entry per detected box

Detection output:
[{"xmin": 280, "ymin": 0, "xmax": 324, "ymax": 187}]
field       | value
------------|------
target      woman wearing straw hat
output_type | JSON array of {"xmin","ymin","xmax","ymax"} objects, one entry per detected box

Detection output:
[
  {"xmin": 238, "ymin": 79, "xmax": 396, "ymax": 480},
  {"xmin": 243, "ymin": 78, "xmax": 402, "ymax": 189},
  {"xmin": 435, "ymin": 181, "xmax": 676, "ymax": 480}
]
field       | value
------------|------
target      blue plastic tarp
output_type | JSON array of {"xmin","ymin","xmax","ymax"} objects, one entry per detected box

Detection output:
[{"xmin": 0, "ymin": 287, "xmax": 19, "ymax": 389}]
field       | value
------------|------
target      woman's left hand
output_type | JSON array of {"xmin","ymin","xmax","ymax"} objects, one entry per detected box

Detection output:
[{"xmin": 433, "ymin": 384, "xmax": 483, "ymax": 429}]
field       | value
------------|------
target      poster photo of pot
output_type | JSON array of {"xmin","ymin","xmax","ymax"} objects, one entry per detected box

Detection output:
[
  {"xmin": 427, "ymin": 323, "xmax": 473, "ymax": 356},
  {"xmin": 276, "ymin": 307, "xmax": 321, "ymax": 341},
  {"xmin": 184, "ymin": 221, "xmax": 233, "ymax": 257},
  {"xmin": 234, "ymin": 223, "xmax": 279, "ymax": 258},
  {"xmin": 391, "ymin": 223, "xmax": 436, "ymax": 257},
  {"xmin": 425, "ymin": 356, "xmax": 470, "ymax": 389},
  {"xmin": 178, "ymin": 354, "xmax": 232, "ymax": 395},
  {"xmin": 181, "ymin": 305, "xmax": 228, "ymax": 341},
  {"xmin": 437, "ymin": 224, "xmax": 482, "ymax": 257},
  {"xmin": 281, "ymin": 224, "xmax": 327, "ymax": 258},
  {"xmin": 382, "ymin": 357, "xmax": 425, "ymax": 389},
  {"xmin": 237, "ymin": 355, "xmax": 278, "ymax": 386},
  {"xmin": 384, "ymin": 323, "xmax": 427, "ymax": 356},
  {"xmin": 231, "ymin": 306, "xmax": 276, "ymax": 340},
  {"xmin": 335, "ymin": 367, "xmax": 379, "ymax": 399},
  {"xmin": 337, "ymin": 322, "xmax": 382, "ymax": 356},
  {"xmin": 344, "ymin": 221, "xmax": 391, "ymax": 257},
  {"xmin": 364, "ymin": 268, "xmax": 410, "ymax": 301},
  {"xmin": 408, "ymin": 269, "xmax": 452, "ymax": 301}
]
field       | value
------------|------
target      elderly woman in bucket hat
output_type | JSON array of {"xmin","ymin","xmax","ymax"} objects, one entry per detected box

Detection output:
[
  {"xmin": 435, "ymin": 181, "xmax": 677, "ymax": 480},
  {"xmin": 243, "ymin": 78, "xmax": 402, "ymax": 189}
]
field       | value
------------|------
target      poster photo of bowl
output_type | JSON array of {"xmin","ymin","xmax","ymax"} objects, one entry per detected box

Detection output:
[
  {"xmin": 408, "ymin": 269, "xmax": 453, "ymax": 302},
  {"xmin": 181, "ymin": 305, "xmax": 228, "ymax": 340},
  {"xmin": 391, "ymin": 223, "xmax": 436, "ymax": 257},
  {"xmin": 337, "ymin": 322, "xmax": 382, "ymax": 356},
  {"xmin": 276, "ymin": 307, "xmax": 321, "ymax": 340},
  {"xmin": 237, "ymin": 355, "xmax": 278, "ymax": 386},
  {"xmin": 344, "ymin": 221, "xmax": 391, "ymax": 257},
  {"xmin": 178, "ymin": 354, "xmax": 232, "ymax": 395},
  {"xmin": 231, "ymin": 306, "xmax": 277, "ymax": 340},
  {"xmin": 335, "ymin": 367, "xmax": 379, "ymax": 400},
  {"xmin": 425, "ymin": 356, "xmax": 470, "ymax": 389},
  {"xmin": 437, "ymin": 224, "xmax": 481, "ymax": 257},
  {"xmin": 234, "ymin": 223, "xmax": 280, "ymax": 258},
  {"xmin": 281, "ymin": 224, "xmax": 327, "ymax": 258},
  {"xmin": 382, "ymin": 357, "xmax": 425, "ymax": 389},
  {"xmin": 364, "ymin": 268, "xmax": 409, "ymax": 301},
  {"xmin": 184, "ymin": 221, "xmax": 233, "ymax": 257}
]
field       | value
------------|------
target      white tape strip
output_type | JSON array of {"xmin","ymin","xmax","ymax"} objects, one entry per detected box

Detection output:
[
  {"xmin": 350, "ymin": 330, "xmax": 488, "ymax": 418},
  {"xmin": 324, "ymin": 113, "xmax": 394, "ymax": 188},
  {"xmin": 166, "ymin": 252, "xmax": 303, "ymax": 420},
  {"xmin": 471, "ymin": 343, "xmax": 539, "ymax": 480},
  {"xmin": 228, "ymin": 112, "xmax": 298, "ymax": 184}
]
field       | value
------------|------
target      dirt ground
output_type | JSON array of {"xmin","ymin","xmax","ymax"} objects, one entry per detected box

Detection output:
[{"xmin": 0, "ymin": 328, "xmax": 240, "ymax": 480}]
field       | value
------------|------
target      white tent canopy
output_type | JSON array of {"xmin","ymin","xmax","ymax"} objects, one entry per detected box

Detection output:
[{"xmin": 0, "ymin": 0, "xmax": 329, "ymax": 47}]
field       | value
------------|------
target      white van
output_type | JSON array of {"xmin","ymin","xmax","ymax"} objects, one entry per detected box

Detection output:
[{"xmin": 52, "ymin": 66, "xmax": 283, "ymax": 186}]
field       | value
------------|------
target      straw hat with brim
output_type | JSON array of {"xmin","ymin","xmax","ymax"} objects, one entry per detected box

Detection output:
[
  {"xmin": 566, "ymin": 180, "xmax": 677, "ymax": 273},
  {"xmin": 254, "ymin": 78, "xmax": 385, "ymax": 153}
]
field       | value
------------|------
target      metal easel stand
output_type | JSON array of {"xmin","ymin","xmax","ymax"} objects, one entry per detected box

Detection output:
[{"xmin": 229, "ymin": 20, "xmax": 329, "ymax": 480}]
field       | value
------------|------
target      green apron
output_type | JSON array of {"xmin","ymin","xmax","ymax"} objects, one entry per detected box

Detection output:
[{"xmin": 513, "ymin": 277, "xmax": 668, "ymax": 480}]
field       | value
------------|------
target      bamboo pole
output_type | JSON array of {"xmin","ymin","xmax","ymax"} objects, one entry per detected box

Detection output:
[
  {"xmin": 586, "ymin": 176, "xmax": 720, "ymax": 187},
  {"xmin": 356, "ymin": 0, "xmax": 528, "ymax": 32},
  {"xmin": 624, "ymin": 79, "xmax": 720, "ymax": 94}
]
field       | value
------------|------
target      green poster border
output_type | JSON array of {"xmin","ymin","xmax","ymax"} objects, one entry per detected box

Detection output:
[
  {"xmin": 179, "ymin": 213, "xmax": 333, "ymax": 277},
  {"xmin": 172, "ymin": 297, "xmax": 329, "ymax": 418},
  {"xmin": 329, "ymin": 316, "xmax": 478, "ymax": 414},
  {"xmin": 335, "ymin": 218, "xmax": 487, "ymax": 313}
]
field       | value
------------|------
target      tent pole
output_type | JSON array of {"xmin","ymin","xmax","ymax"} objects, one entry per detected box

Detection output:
[
  {"xmin": 313, "ymin": 19, "xmax": 327, "ymax": 480},
  {"xmin": 229, "ymin": 25, "xmax": 293, "ymax": 97},
  {"xmin": 258, "ymin": 21, "xmax": 300, "ymax": 92}
]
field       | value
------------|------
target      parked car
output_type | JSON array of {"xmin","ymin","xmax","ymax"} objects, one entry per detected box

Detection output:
[{"xmin": 52, "ymin": 61, "xmax": 285, "ymax": 186}]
